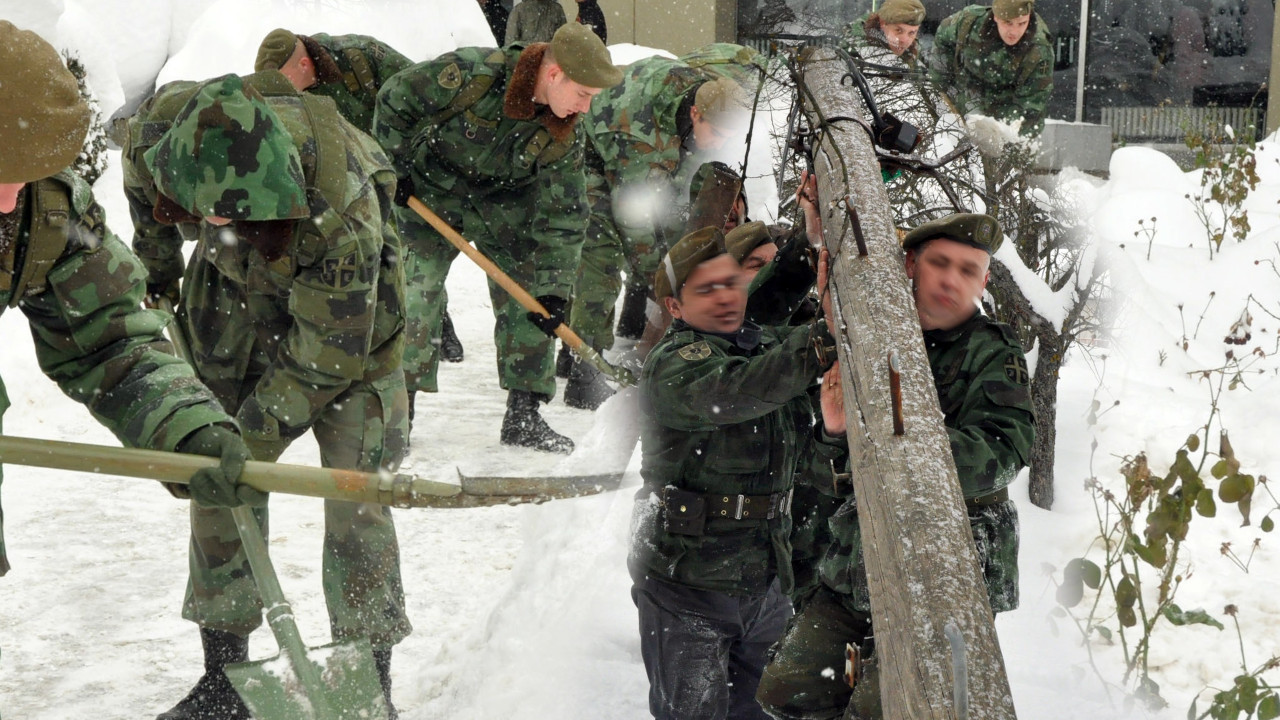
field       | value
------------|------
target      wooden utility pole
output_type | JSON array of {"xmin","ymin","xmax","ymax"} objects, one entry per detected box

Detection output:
[{"xmin": 798, "ymin": 49, "xmax": 1017, "ymax": 719}]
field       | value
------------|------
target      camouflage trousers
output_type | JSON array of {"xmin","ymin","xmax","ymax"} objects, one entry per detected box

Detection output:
[
  {"xmin": 756, "ymin": 585, "xmax": 875, "ymax": 720},
  {"xmin": 393, "ymin": 191, "xmax": 557, "ymax": 398},
  {"xmin": 182, "ymin": 371, "xmax": 412, "ymax": 650},
  {"xmin": 568, "ymin": 190, "xmax": 626, "ymax": 353}
]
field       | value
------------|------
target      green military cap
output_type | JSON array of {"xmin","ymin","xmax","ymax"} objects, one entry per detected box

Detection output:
[
  {"xmin": 901, "ymin": 212, "xmax": 1003, "ymax": 254},
  {"xmin": 551, "ymin": 22, "xmax": 622, "ymax": 88},
  {"xmin": 686, "ymin": 161, "xmax": 745, "ymax": 233},
  {"xmin": 0, "ymin": 21, "xmax": 91, "ymax": 184},
  {"xmin": 694, "ymin": 76, "xmax": 750, "ymax": 126},
  {"xmin": 144, "ymin": 74, "xmax": 309, "ymax": 222},
  {"xmin": 993, "ymin": 0, "xmax": 1034, "ymax": 20},
  {"xmin": 654, "ymin": 226, "xmax": 729, "ymax": 300},
  {"xmin": 878, "ymin": 0, "xmax": 927, "ymax": 26},
  {"xmin": 724, "ymin": 221, "xmax": 775, "ymax": 263},
  {"xmin": 255, "ymin": 28, "xmax": 301, "ymax": 72}
]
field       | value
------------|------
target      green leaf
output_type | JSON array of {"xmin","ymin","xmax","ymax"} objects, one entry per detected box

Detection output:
[
  {"xmin": 1212, "ymin": 459, "xmax": 1232, "ymax": 480},
  {"xmin": 1057, "ymin": 570, "xmax": 1084, "ymax": 608},
  {"xmin": 1118, "ymin": 605, "xmax": 1138, "ymax": 628},
  {"xmin": 1187, "ymin": 434, "xmax": 1201, "ymax": 453},
  {"xmin": 1196, "ymin": 488, "xmax": 1217, "ymax": 517},
  {"xmin": 1262, "ymin": 516, "xmax": 1275, "ymax": 533},
  {"xmin": 1236, "ymin": 674, "xmax": 1259, "ymax": 711},
  {"xmin": 1257, "ymin": 692, "xmax": 1279, "ymax": 719},
  {"xmin": 1220, "ymin": 474, "xmax": 1252, "ymax": 503},
  {"xmin": 1162, "ymin": 603, "xmax": 1225, "ymax": 630},
  {"xmin": 1093, "ymin": 625, "xmax": 1113, "ymax": 642}
]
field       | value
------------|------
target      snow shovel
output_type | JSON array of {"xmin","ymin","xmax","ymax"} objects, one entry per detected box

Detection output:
[{"xmin": 405, "ymin": 195, "xmax": 637, "ymax": 388}]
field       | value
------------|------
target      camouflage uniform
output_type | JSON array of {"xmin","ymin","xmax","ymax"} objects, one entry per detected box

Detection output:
[
  {"xmin": 0, "ymin": 170, "xmax": 234, "ymax": 577},
  {"xmin": 505, "ymin": 0, "xmax": 567, "ymax": 44},
  {"xmin": 373, "ymin": 43, "xmax": 587, "ymax": 397},
  {"xmin": 123, "ymin": 73, "xmax": 412, "ymax": 648},
  {"xmin": 930, "ymin": 5, "xmax": 1055, "ymax": 135},
  {"xmin": 629, "ymin": 313, "xmax": 834, "ymax": 720},
  {"xmin": 757, "ymin": 312, "xmax": 1036, "ymax": 720},
  {"xmin": 570, "ymin": 57, "xmax": 713, "ymax": 352},
  {"xmin": 294, "ymin": 33, "xmax": 413, "ymax": 134}
]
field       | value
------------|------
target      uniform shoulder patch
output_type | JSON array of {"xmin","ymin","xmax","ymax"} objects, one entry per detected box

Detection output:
[
  {"xmin": 1003, "ymin": 353, "xmax": 1029, "ymax": 386},
  {"xmin": 319, "ymin": 250, "xmax": 362, "ymax": 289},
  {"xmin": 677, "ymin": 340, "xmax": 712, "ymax": 361},
  {"xmin": 437, "ymin": 63, "xmax": 463, "ymax": 90}
]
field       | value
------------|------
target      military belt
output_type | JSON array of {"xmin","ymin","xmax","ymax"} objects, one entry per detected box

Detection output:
[
  {"xmin": 965, "ymin": 487, "xmax": 1009, "ymax": 508},
  {"xmin": 704, "ymin": 489, "xmax": 794, "ymax": 521}
]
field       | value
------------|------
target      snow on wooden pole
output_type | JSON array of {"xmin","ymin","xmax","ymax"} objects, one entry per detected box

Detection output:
[{"xmin": 798, "ymin": 49, "xmax": 1017, "ymax": 720}]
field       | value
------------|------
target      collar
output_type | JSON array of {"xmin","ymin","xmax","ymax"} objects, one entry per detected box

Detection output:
[
  {"xmin": 672, "ymin": 319, "xmax": 763, "ymax": 351},
  {"xmin": 922, "ymin": 311, "xmax": 984, "ymax": 344},
  {"xmin": 504, "ymin": 43, "xmax": 579, "ymax": 142},
  {"xmin": 299, "ymin": 35, "xmax": 342, "ymax": 85}
]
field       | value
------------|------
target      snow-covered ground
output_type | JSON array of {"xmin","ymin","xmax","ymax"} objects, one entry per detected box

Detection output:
[{"xmin": 3, "ymin": 2, "xmax": 1280, "ymax": 719}]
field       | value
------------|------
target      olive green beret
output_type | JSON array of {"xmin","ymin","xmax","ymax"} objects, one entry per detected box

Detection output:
[
  {"xmin": 655, "ymin": 226, "xmax": 729, "ymax": 300},
  {"xmin": 694, "ymin": 76, "xmax": 750, "ymax": 126},
  {"xmin": 255, "ymin": 28, "xmax": 301, "ymax": 72},
  {"xmin": 551, "ymin": 22, "xmax": 622, "ymax": 88},
  {"xmin": 724, "ymin": 221, "xmax": 775, "ymax": 263},
  {"xmin": 0, "ymin": 21, "xmax": 91, "ymax": 184},
  {"xmin": 686, "ymin": 161, "xmax": 745, "ymax": 233},
  {"xmin": 878, "ymin": 0, "xmax": 927, "ymax": 26},
  {"xmin": 993, "ymin": 0, "xmax": 1034, "ymax": 20},
  {"xmin": 901, "ymin": 212, "xmax": 1003, "ymax": 254}
]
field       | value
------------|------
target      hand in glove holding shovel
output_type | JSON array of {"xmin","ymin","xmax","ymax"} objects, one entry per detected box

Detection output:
[{"xmin": 174, "ymin": 425, "xmax": 268, "ymax": 507}]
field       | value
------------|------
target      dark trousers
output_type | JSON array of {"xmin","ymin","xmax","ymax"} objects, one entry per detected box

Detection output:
[{"xmin": 633, "ymin": 575, "xmax": 792, "ymax": 720}]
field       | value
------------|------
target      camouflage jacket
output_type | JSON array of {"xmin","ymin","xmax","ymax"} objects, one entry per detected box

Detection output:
[
  {"xmin": 678, "ymin": 43, "xmax": 767, "ymax": 91},
  {"xmin": 373, "ymin": 44, "xmax": 588, "ymax": 298},
  {"xmin": 930, "ymin": 6, "xmax": 1054, "ymax": 135},
  {"xmin": 629, "ymin": 318, "xmax": 833, "ymax": 596},
  {"xmin": 301, "ymin": 33, "xmax": 413, "ymax": 134},
  {"xmin": 504, "ymin": 0, "xmax": 566, "ymax": 44},
  {"xmin": 813, "ymin": 312, "xmax": 1035, "ymax": 613},
  {"xmin": 0, "ymin": 171, "xmax": 231, "ymax": 575},
  {"xmin": 583, "ymin": 56, "xmax": 710, "ymax": 288},
  {"xmin": 123, "ymin": 73, "xmax": 405, "ymax": 462}
]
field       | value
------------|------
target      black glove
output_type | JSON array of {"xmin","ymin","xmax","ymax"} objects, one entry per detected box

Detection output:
[
  {"xmin": 393, "ymin": 177, "xmax": 416, "ymax": 207},
  {"xmin": 176, "ymin": 426, "xmax": 267, "ymax": 508},
  {"xmin": 527, "ymin": 295, "xmax": 568, "ymax": 337}
]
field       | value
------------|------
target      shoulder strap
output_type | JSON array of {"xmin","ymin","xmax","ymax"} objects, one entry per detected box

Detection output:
[
  {"xmin": 427, "ymin": 49, "xmax": 506, "ymax": 126},
  {"xmin": 340, "ymin": 47, "xmax": 378, "ymax": 96},
  {"xmin": 11, "ymin": 179, "xmax": 73, "ymax": 307},
  {"xmin": 956, "ymin": 10, "xmax": 982, "ymax": 71}
]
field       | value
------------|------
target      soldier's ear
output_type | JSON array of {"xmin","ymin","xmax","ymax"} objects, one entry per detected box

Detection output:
[
  {"xmin": 904, "ymin": 249, "xmax": 917, "ymax": 279},
  {"xmin": 663, "ymin": 295, "xmax": 683, "ymax": 320}
]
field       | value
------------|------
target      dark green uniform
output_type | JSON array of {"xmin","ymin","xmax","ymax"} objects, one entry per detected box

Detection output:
[
  {"xmin": 504, "ymin": 0, "xmax": 567, "ymax": 44},
  {"xmin": 297, "ymin": 33, "xmax": 413, "ymax": 134},
  {"xmin": 124, "ymin": 73, "xmax": 412, "ymax": 648},
  {"xmin": 930, "ymin": 5, "xmax": 1054, "ymax": 136},
  {"xmin": 758, "ymin": 312, "xmax": 1036, "ymax": 720},
  {"xmin": 373, "ymin": 43, "xmax": 587, "ymax": 397},
  {"xmin": 630, "ymin": 316, "xmax": 833, "ymax": 720},
  {"xmin": 0, "ymin": 170, "xmax": 233, "ymax": 576}
]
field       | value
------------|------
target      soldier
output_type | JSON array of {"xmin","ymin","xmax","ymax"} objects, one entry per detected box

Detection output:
[
  {"xmin": 506, "ymin": 0, "xmax": 569, "ymax": 44},
  {"xmin": 124, "ymin": 73, "xmax": 411, "ymax": 719},
  {"xmin": 478, "ymin": 0, "xmax": 511, "ymax": 45},
  {"xmin": 566, "ymin": 61, "xmax": 750, "ymax": 409},
  {"xmin": 756, "ymin": 213, "xmax": 1036, "ymax": 720},
  {"xmin": 253, "ymin": 28, "xmax": 467, "ymax": 367},
  {"xmin": 629, "ymin": 226, "xmax": 836, "ymax": 720},
  {"xmin": 373, "ymin": 23, "xmax": 621, "ymax": 453},
  {"xmin": 0, "ymin": 17, "xmax": 262, "ymax": 592},
  {"xmin": 839, "ymin": 0, "xmax": 927, "ymax": 61},
  {"xmin": 931, "ymin": 0, "xmax": 1055, "ymax": 136},
  {"xmin": 574, "ymin": 0, "xmax": 608, "ymax": 44}
]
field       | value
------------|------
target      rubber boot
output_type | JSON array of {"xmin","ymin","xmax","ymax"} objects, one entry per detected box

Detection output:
[
  {"xmin": 439, "ymin": 310, "xmax": 464, "ymax": 363},
  {"xmin": 500, "ymin": 390, "xmax": 574, "ymax": 454},
  {"xmin": 616, "ymin": 285, "xmax": 649, "ymax": 340},
  {"xmin": 564, "ymin": 357, "xmax": 616, "ymax": 410},
  {"xmin": 156, "ymin": 628, "xmax": 251, "ymax": 720},
  {"xmin": 554, "ymin": 343, "xmax": 574, "ymax": 379},
  {"xmin": 373, "ymin": 648, "xmax": 398, "ymax": 720}
]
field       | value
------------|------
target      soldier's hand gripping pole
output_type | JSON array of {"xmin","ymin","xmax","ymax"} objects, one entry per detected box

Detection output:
[{"xmin": 405, "ymin": 195, "xmax": 637, "ymax": 388}]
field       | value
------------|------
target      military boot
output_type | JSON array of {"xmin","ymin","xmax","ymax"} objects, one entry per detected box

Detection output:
[
  {"xmin": 156, "ymin": 628, "xmax": 251, "ymax": 720},
  {"xmin": 564, "ymin": 357, "xmax": 616, "ymax": 410},
  {"xmin": 373, "ymin": 648, "xmax": 398, "ymax": 720},
  {"xmin": 500, "ymin": 390, "xmax": 574, "ymax": 454},
  {"xmin": 554, "ymin": 343, "xmax": 574, "ymax": 379},
  {"xmin": 615, "ymin": 285, "xmax": 649, "ymax": 340},
  {"xmin": 439, "ymin": 310, "xmax": 464, "ymax": 363}
]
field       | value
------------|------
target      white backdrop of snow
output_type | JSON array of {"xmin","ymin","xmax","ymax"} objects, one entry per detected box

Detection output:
[{"xmin": 3, "ymin": 2, "xmax": 1280, "ymax": 719}]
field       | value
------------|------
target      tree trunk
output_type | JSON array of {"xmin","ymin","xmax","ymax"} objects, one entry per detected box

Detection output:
[{"xmin": 799, "ymin": 50, "xmax": 1018, "ymax": 720}]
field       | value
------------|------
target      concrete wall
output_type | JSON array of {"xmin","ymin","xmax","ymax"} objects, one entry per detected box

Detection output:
[{"xmin": 557, "ymin": 0, "xmax": 736, "ymax": 55}]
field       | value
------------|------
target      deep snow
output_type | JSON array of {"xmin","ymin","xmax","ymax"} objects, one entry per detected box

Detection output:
[{"xmin": 2, "ymin": 2, "xmax": 1280, "ymax": 719}]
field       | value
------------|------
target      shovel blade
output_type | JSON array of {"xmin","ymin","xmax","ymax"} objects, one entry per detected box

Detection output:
[{"xmin": 225, "ymin": 638, "xmax": 388, "ymax": 720}]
